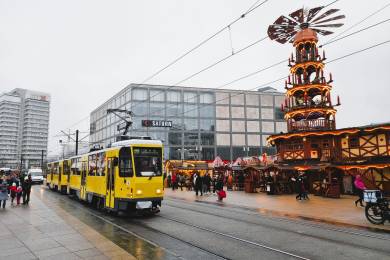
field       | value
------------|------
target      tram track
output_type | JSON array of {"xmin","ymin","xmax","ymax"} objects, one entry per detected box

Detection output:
[
  {"xmin": 38, "ymin": 187, "xmax": 390, "ymax": 259},
  {"xmin": 154, "ymin": 214, "xmax": 311, "ymax": 260},
  {"xmin": 164, "ymin": 198, "xmax": 390, "ymax": 242}
]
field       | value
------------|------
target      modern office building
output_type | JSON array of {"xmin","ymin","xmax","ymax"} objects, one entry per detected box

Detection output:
[
  {"xmin": 89, "ymin": 84, "xmax": 286, "ymax": 161},
  {"xmin": 0, "ymin": 88, "xmax": 50, "ymax": 169}
]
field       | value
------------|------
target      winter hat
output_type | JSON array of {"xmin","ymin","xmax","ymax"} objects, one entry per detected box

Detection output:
[
  {"xmin": 12, "ymin": 183, "xmax": 16, "ymax": 186},
  {"xmin": 24, "ymin": 176, "xmax": 28, "ymax": 181}
]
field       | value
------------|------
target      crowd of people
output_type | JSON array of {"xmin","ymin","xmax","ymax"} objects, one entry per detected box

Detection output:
[
  {"xmin": 167, "ymin": 172, "xmax": 227, "ymax": 200},
  {"xmin": 0, "ymin": 171, "xmax": 33, "ymax": 209}
]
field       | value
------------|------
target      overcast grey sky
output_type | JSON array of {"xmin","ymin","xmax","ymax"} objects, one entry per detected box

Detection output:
[{"xmin": 1, "ymin": 0, "xmax": 389, "ymax": 155}]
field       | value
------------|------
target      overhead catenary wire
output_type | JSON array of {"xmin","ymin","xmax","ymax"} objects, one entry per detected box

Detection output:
[
  {"xmin": 158, "ymin": 39, "xmax": 390, "ymax": 119},
  {"xmin": 322, "ymin": 1, "xmax": 390, "ymax": 45},
  {"xmin": 140, "ymin": 0, "xmax": 270, "ymax": 84},
  {"xmin": 140, "ymin": 17, "xmax": 390, "ymax": 119}
]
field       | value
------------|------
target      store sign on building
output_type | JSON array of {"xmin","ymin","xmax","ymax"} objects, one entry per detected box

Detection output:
[{"xmin": 142, "ymin": 120, "xmax": 172, "ymax": 128}]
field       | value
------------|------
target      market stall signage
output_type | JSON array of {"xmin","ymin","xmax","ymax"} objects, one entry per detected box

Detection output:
[{"xmin": 142, "ymin": 120, "xmax": 172, "ymax": 127}]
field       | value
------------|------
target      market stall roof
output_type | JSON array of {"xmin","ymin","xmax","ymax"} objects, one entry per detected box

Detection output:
[
  {"xmin": 165, "ymin": 160, "xmax": 212, "ymax": 171},
  {"xmin": 212, "ymin": 156, "xmax": 225, "ymax": 168},
  {"xmin": 267, "ymin": 122, "xmax": 390, "ymax": 144}
]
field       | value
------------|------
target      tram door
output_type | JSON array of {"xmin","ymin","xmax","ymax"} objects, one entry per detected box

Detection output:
[
  {"xmin": 80, "ymin": 162, "xmax": 87, "ymax": 200},
  {"xmin": 105, "ymin": 158, "xmax": 115, "ymax": 209}
]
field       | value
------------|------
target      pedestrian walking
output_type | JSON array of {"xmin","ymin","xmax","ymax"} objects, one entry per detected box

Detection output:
[
  {"xmin": 171, "ymin": 173, "xmax": 177, "ymax": 191},
  {"xmin": 167, "ymin": 174, "xmax": 171, "ymax": 188},
  {"xmin": 215, "ymin": 176, "xmax": 226, "ymax": 201},
  {"xmin": 294, "ymin": 173, "xmax": 306, "ymax": 200},
  {"xmin": 194, "ymin": 173, "xmax": 203, "ymax": 196},
  {"xmin": 227, "ymin": 174, "xmax": 233, "ymax": 191},
  {"xmin": 10, "ymin": 183, "xmax": 17, "ymax": 205},
  {"xmin": 203, "ymin": 173, "xmax": 211, "ymax": 194},
  {"xmin": 16, "ymin": 185, "xmax": 23, "ymax": 205},
  {"xmin": 0, "ymin": 178, "xmax": 9, "ymax": 209},
  {"xmin": 22, "ymin": 175, "xmax": 32, "ymax": 205},
  {"xmin": 354, "ymin": 175, "xmax": 366, "ymax": 207}
]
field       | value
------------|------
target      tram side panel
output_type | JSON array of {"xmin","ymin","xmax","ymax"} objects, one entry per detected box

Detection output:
[{"xmin": 69, "ymin": 157, "xmax": 82, "ymax": 195}]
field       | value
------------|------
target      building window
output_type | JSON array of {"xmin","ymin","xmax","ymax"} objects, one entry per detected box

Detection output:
[
  {"xmin": 246, "ymin": 107, "xmax": 259, "ymax": 119},
  {"xmin": 184, "ymin": 92, "xmax": 197, "ymax": 103},
  {"xmin": 231, "ymin": 107, "xmax": 245, "ymax": 118},
  {"xmin": 166, "ymin": 103, "xmax": 182, "ymax": 117},
  {"xmin": 150, "ymin": 103, "xmax": 165, "ymax": 117},
  {"xmin": 184, "ymin": 118, "xmax": 198, "ymax": 131},
  {"xmin": 199, "ymin": 105, "xmax": 215, "ymax": 118},
  {"xmin": 261, "ymin": 108, "xmax": 274, "ymax": 120},
  {"xmin": 246, "ymin": 94, "xmax": 259, "ymax": 106},
  {"xmin": 275, "ymin": 122, "xmax": 287, "ymax": 133},
  {"xmin": 275, "ymin": 107, "xmax": 284, "ymax": 120},
  {"xmin": 217, "ymin": 147, "xmax": 230, "ymax": 160},
  {"xmin": 232, "ymin": 147, "xmax": 245, "ymax": 159},
  {"xmin": 216, "ymin": 133, "xmax": 230, "ymax": 145},
  {"xmin": 150, "ymin": 89, "xmax": 165, "ymax": 102},
  {"xmin": 184, "ymin": 104, "xmax": 198, "ymax": 117},
  {"xmin": 200, "ymin": 119, "xmax": 215, "ymax": 131},
  {"xmin": 231, "ymin": 121, "xmax": 245, "ymax": 132},
  {"xmin": 168, "ymin": 132, "xmax": 182, "ymax": 145},
  {"xmin": 247, "ymin": 134, "xmax": 260, "ymax": 146},
  {"xmin": 167, "ymin": 91, "xmax": 181, "ymax": 102},
  {"xmin": 261, "ymin": 95, "xmax": 273, "ymax": 106},
  {"xmin": 184, "ymin": 132, "xmax": 199, "ymax": 145},
  {"xmin": 169, "ymin": 147, "xmax": 181, "ymax": 160},
  {"xmin": 232, "ymin": 134, "xmax": 245, "ymax": 146},
  {"xmin": 201, "ymin": 133, "xmax": 215, "ymax": 145},
  {"xmin": 216, "ymin": 120, "xmax": 230, "ymax": 132},
  {"xmin": 216, "ymin": 92, "xmax": 230, "ymax": 104},
  {"xmin": 216, "ymin": 106, "xmax": 230, "ymax": 118},
  {"xmin": 231, "ymin": 94, "xmax": 244, "ymax": 105},
  {"xmin": 132, "ymin": 102, "xmax": 148, "ymax": 117},
  {"xmin": 201, "ymin": 147, "xmax": 215, "ymax": 160},
  {"xmin": 262, "ymin": 121, "xmax": 275, "ymax": 133},
  {"xmin": 199, "ymin": 92, "xmax": 213, "ymax": 104},
  {"xmin": 132, "ymin": 88, "xmax": 148, "ymax": 101}
]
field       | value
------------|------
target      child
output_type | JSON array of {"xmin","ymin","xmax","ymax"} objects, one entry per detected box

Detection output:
[
  {"xmin": 10, "ymin": 183, "xmax": 17, "ymax": 205},
  {"xmin": 16, "ymin": 185, "xmax": 23, "ymax": 205}
]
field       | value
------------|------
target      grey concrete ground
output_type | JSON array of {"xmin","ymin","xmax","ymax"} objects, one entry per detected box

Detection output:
[{"xmin": 28, "ymin": 186, "xmax": 390, "ymax": 260}]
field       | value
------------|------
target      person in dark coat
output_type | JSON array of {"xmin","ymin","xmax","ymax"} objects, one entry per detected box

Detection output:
[
  {"xmin": 203, "ymin": 173, "xmax": 211, "ymax": 194},
  {"xmin": 194, "ymin": 173, "xmax": 203, "ymax": 196},
  {"xmin": 0, "ymin": 178, "xmax": 9, "ymax": 209},
  {"xmin": 22, "ymin": 175, "xmax": 32, "ymax": 204}
]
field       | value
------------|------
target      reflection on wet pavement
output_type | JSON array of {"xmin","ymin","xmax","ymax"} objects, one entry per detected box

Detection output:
[{"xmin": 38, "ymin": 186, "xmax": 171, "ymax": 260}]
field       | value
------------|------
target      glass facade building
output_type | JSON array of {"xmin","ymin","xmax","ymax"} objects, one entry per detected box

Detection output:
[
  {"xmin": 0, "ymin": 88, "xmax": 50, "ymax": 169},
  {"xmin": 90, "ymin": 84, "xmax": 286, "ymax": 161}
]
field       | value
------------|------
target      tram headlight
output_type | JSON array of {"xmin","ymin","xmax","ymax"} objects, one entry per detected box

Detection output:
[
  {"xmin": 136, "ymin": 189, "xmax": 143, "ymax": 195},
  {"xmin": 156, "ymin": 189, "xmax": 162, "ymax": 194}
]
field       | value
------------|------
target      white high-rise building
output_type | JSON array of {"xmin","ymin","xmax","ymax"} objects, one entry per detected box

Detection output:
[{"xmin": 0, "ymin": 88, "xmax": 50, "ymax": 169}]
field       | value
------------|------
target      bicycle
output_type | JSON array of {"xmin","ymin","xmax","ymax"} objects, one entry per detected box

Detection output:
[{"xmin": 364, "ymin": 190, "xmax": 389, "ymax": 225}]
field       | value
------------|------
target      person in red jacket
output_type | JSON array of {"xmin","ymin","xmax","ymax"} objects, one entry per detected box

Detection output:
[{"xmin": 171, "ymin": 173, "xmax": 177, "ymax": 191}]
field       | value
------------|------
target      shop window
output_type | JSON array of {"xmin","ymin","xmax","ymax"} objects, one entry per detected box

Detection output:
[
  {"xmin": 184, "ymin": 132, "xmax": 199, "ymax": 145},
  {"xmin": 217, "ymin": 147, "xmax": 230, "ymax": 160},
  {"xmin": 200, "ymin": 119, "xmax": 215, "ymax": 131},
  {"xmin": 202, "ymin": 147, "xmax": 215, "ymax": 160},
  {"xmin": 168, "ymin": 132, "xmax": 182, "ymax": 145}
]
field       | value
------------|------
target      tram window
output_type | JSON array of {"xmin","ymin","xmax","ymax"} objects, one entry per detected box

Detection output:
[
  {"xmin": 96, "ymin": 152, "xmax": 106, "ymax": 176},
  {"xmin": 133, "ymin": 147, "xmax": 162, "ymax": 177},
  {"xmin": 88, "ymin": 154, "xmax": 96, "ymax": 176},
  {"xmin": 119, "ymin": 147, "xmax": 133, "ymax": 177}
]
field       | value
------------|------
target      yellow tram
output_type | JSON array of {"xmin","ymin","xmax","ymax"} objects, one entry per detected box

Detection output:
[{"xmin": 46, "ymin": 139, "xmax": 164, "ymax": 212}]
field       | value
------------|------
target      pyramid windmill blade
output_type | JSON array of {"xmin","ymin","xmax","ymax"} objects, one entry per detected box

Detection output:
[
  {"xmin": 306, "ymin": 6, "xmax": 324, "ymax": 22},
  {"xmin": 312, "ymin": 15, "xmax": 345, "ymax": 25},
  {"xmin": 274, "ymin": 15, "xmax": 299, "ymax": 27},
  {"xmin": 312, "ymin": 28, "xmax": 334, "ymax": 36},
  {"xmin": 277, "ymin": 30, "xmax": 298, "ymax": 44},
  {"xmin": 268, "ymin": 25, "xmax": 298, "ymax": 42},
  {"xmin": 312, "ymin": 9, "xmax": 340, "ymax": 23},
  {"xmin": 312, "ymin": 23, "xmax": 344, "ymax": 28},
  {"xmin": 289, "ymin": 8, "xmax": 305, "ymax": 23}
]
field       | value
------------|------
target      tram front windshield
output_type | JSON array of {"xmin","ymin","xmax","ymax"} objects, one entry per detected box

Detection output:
[{"xmin": 133, "ymin": 147, "xmax": 162, "ymax": 177}]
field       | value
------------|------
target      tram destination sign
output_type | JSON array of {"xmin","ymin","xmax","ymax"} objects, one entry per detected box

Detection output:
[{"xmin": 142, "ymin": 120, "xmax": 172, "ymax": 128}]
